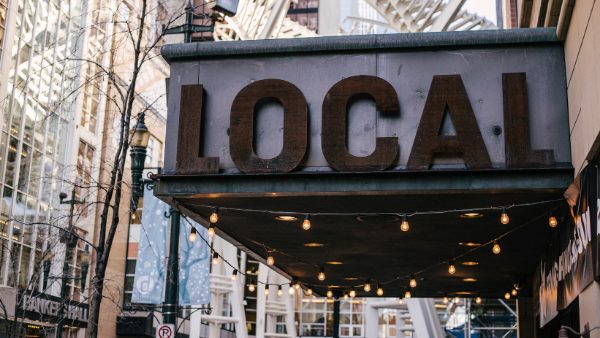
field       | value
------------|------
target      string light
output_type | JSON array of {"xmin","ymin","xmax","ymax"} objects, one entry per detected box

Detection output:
[
  {"xmin": 302, "ymin": 215, "xmax": 312, "ymax": 231},
  {"xmin": 349, "ymin": 288, "xmax": 356, "ymax": 298},
  {"xmin": 492, "ymin": 241, "xmax": 501, "ymax": 255},
  {"xmin": 265, "ymin": 286, "xmax": 270, "ymax": 296},
  {"xmin": 475, "ymin": 297, "xmax": 482, "ymax": 304},
  {"xmin": 500, "ymin": 208, "xmax": 510, "ymax": 224},
  {"xmin": 277, "ymin": 285, "xmax": 283, "ymax": 297},
  {"xmin": 398, "ymin": 298, "xmax": 404, "ymax": 305},
  {"xmin": 327, "ymin": 289, "xmax": 333, "ymax": 298},
  {"xmin": 288, "ymin": 284, "xmax": 295, "ymax": 295},
  {"xmin": 209, "ymin": 208, "xmax": 219, "ymax": 223},
  {"xmin": 448, "ymin": 261, "xmax": 456, "ymax": 275},
  {"xmin": 248, "ymin": 283, "xmax": 256, "ymax": 292},
  {"xmin": 363, "ymin": 279, "xmax": 372, "ymax": 293},
  {"xmin": 306, "ymin": 288, "xmax": 313, "ymax": 296},
  {"xmin": 343, "ymin": 291, "xmax": 349, "ymax": 300},
  {"xmin": 400, "ymin": 214, "xmax": 410, "ymax": 232},
  {"xmin": 443, "ymin": 294, "xmax": 449, "ymax": 304},
  {"xmin": 189, "ymin": 227, "xmax": 198, "ymax": 242},
  {"xmin": 212, "ymin": 252, "xmax": 219, "ymax": 265},
  {"xmin": 318, "ymin": 266, "xmax": 326, "ymax": 281},
  {"xmin": 511, "ymin": 288, "xmax": 518, "ymax": 297},
  {"xmin": 453, "ymin": 296, "xmax": 460, "ymax": 303},
  {"xmin": 376, "ymin": 284, "xmax": 384, "ymax": 296},
  {"xmin": 208, "ymin": 223, "xmax": 215, "ymax": 238},
  {"xmin": 267, "ymin": 252, "xmax": 275, "ymax": 266},
  {"xmin": 231, "ymin": 269, "xmax": 238, "ymax": 281},
  {"xmin": 504, "ymin": 291, "xmax": 511, "ymax": 300},
  {"xmin": 294, "ymin": 280, "xmax": 301, "ymax": 290},
  {"xmin": 549, "ymin": 213, "xmax": 558, "ymax": 228},
  {"xmin": 404, "ymin": 289, "xmax": 412, "ymax": 298},
  {"xmin": 409, "ymin": 275, "xmax": 417, "ymax": 288}
]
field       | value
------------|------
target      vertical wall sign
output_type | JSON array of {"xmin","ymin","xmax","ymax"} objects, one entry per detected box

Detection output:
[
  {"xmin": 407, "ymin": 75, "xmax": 491, "ymax": 170},
  {"xmin": 230, "ymin": 79, "xmax": 308, "ymax": 173},
  {"xmin": 322, "ymin": 75, "xmax": 400, "ymax": 172}
]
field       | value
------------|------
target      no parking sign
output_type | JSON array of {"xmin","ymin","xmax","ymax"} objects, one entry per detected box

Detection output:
[{"xmin": 156, "ymin": 324, "xmax": 175, "ymax": 338}]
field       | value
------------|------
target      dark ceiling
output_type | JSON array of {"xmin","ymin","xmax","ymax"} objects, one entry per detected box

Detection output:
[{"xmin": 159, "ymin": 173, "xmax": 570, "ymax": 299}]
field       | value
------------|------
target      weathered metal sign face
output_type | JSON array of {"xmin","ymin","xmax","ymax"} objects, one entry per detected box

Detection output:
[{"xmin": 163, "ymin": 35, "xmax": 570, "ymax": 175}]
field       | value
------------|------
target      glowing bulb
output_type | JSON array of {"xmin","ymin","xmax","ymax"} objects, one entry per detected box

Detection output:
[
  {"xmin": 209, "ymin": 208, "xmax": 219, "ymax": 223},
  {"xmin": 248, "ymin": 284, "xmax": 256, "ymax": 292},
  {"xmin": 448, "ymin": 261, "xmax": 456, "ymax": 275},
  {"xmin": 327, "ymin": 289, "xmax": 333, "ymax": 298},
  {"xmin": 404, "ymin": 290, "xmax": 411, "ymax": 298},
  {"xmin": 443, "ymin": 296, "xmax": 449, "ymax": 304},
  {"xmin": 208, "ymin": 223, "xmax": 215, "ymax": 238},
  {"xmin": 265, "ymin": 287, "xmax": 270, "ymax": 296},
  {"xmin": 549, "ymin": 214, "xmax": 558, "ymax": 228},
  {"xmin": 212, "ymin": 252, "xmax": 219, "ymax": 265},
  {"xmin": 302, "ymin": 215, "xmax": 311, "ymax": 231},
  {"xmin": 398, "ymin": 298, "xmax": 404, "ymax": 305},
  {"xmin": 492, "ymin": 242, "xmax": 501, "ymax": 255},
  {"xmin": 500, "ymin": 208, "xmax": 509, "ymax": 224},
  {"xmin": 409, "ymin": 275, "xmax": 417, "ymax": 288},
  {"xmin": 294, "ymin": 281, "xmax": 301, "ymax": 290},
  {"xmin": 363, "ymin": 280, "xmax": 371, "ymax": 293},
  {"xmin": 189, "ymin": 227, "xmax": 198, "ymax": 242},
  {"xmin": 400, "ymin": 215, "xmax": 410, "ymax": 232},
  {"xmin": 504, "ymin": 292, "xmax": 510, "ymax": 300},
  {"xmin": 511, "ymin": 288, "xmax": 518, "ymax": 296},
  {"xmin": 231, "ymin": 269, "xmax": 238, "ymax": 281},
  {"xmin": 277, "ymin": 286, "xmax": 283, "ymax": 297},
  {"xmin": 475, "ymin": 297, "xmax": 482, "ymax": 304},
  {"xmin": 288, "ymin": 284, "xmax": 295, "ymax": 295},
  {"xmin": 454, "ymin": 297, "xmax": 460, "ymax": 304},
  {"xmin": 349, "ymin": 288, "xmax": 356, "ymax": 298},
  {"xmin": 267, "ymin": 254, "xmax": 275, "ymax": 266},
  {"xmin": 307, "ymin": 288, "xmax": 313, "ymax": 296},
  {"xmin": 343, "ymin": 292, "xmax": 348, "ymax": 300},
  {"xmin": 376, "ymin": 285, "xmax": 384, "ymax": 296},
  {"xmin": 318, "ymin": 267, "xmax": 326, "ymax": 281}
]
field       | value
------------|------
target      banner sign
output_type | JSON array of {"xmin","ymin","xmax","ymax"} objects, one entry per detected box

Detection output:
[
  {"xmin": 132, "ymin": 189, "xmax": 170, "ymax": 304},
  {"xmin": 17, "ymin": 289, "xmax": 89, "ymax": 328},
  {"xmin": 179, "ymin": 218, "xmax": 211, "ymax": 305},
  {"xmin": 538, "ymin": 165, "xmax": 597, "ymax": 327}
]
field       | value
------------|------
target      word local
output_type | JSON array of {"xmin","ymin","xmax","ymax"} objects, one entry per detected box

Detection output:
[{"xmin": 176, "ymin": 73, "xmax": 553, "ymax": 174}]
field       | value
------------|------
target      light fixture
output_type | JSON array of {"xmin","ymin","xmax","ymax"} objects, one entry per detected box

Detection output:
[
  {"xmin": 461, "ymin": 261, "xmax": 479, "ymax": 266},
  {"xmin": 209, "ymin": 208, "xmax": 219, "ymax": 224},
  {"xmin": 208, "ymin": 223, "xmax": 215, "ymax": 238},
  {"xmin": 463, "ymin": 278, "xmax": 477, "ymax": 283},
  {"xmin": 265, "ymin": 286, "xmax": 270, "ymax": 296},
  {"xmin": 549, "ymin": 213, "xmax": 558, "ymax": 228},
  {"xmin": 363, "ymin": 279, "xmax": 372, "ymax": 293},
  {"xmin": 277, "ymin": 285, "xmax": 283, "ymax": 297},
  {"xmin": 460, "ymin": 212, "xmax": 483, "ymax": 219},
  {"xmin": 404, "ymin": 290, "xmax": 412, "ymax": 298},
  {"xmin": 325, "ymin": 261, "xmax": 343, "ymax": 265},
  {"xmin": 398, "ymin": 298, "xmax": 404, "ymax": 305},
  {"xmin": 294, "ymin": 281, "xmax": 301, "ymax": 290},
  {"xmin": 349, "ymin": 288, "xmax": 356, "ymax": 298},
  {"xmin": 443, "ymin": 294, "xmax": 449, "ymax": 304},
  {"xmin": 454, "ymin": 296, "xmax": 460, "ymax": 303},
  {"xmin": 504, "ymin": 291, "xmax": 511, "ymax": 300},
  {"xmin": 459, "ymin": 241, "xmax": 482, "ymax": 247},
  {"xmin": 248, "ymin": 283, "xmax": 256, "ymax": 292},
  {"xmin": 303, "ymin": 242, "xmax": 324, "ymax": 247},
  {"xmin": 189, "ymin": 227, "xmax": 198, "ymax": 242},
  {"xmin": 492, "ymin": 241, "xmax": 501, "ymax": 255},
  {"xmin": 276, "ymin": 215, "xmax": 298, "ymax": 221},
  {"xmin": 212, "ymin": 252, "xmax": 219, "ymax": 265},
  {"xmin": 475, "ymin": 297, "xmax": 482, "ymax": 304},
  {"xmin": 267, "ymin": 252, "xmax": 275, "ymax": 266},
  {"xmin": 500, "ymin": 208, "xmax": 509, "ymax": 224},
  {"xmin": 400, "ymin": 215, "xmax": 410, "ymax": 232},
  {"xmin": 327, "ymin": 289, "xmax": 333, "ymax": 298},
  {"xmin": 376, "ymin": 284, "xmax": 384, "ymax": 296},
  {"xmin": 511, "ymin": 288, "xmax": 518, "ymax": 296},
  {"xmin": 409, "ymin": 275, "xmax": 417, "ymax": 288},
  {"xmin": 288, "ymin": 284, "xmax": 295, "ymax": 295},
  {"xmin": 318, "ymin": 266, "xmax": 326, "ymax": 281},
  {"xmin": 343, "ymin": 291, "xmax": 349, "ymax": 300},
  {"xmin": 448, "ymin": 261, "xmax": 456, "ymax": 275},
  {"xmin": 302, "ymin": 215, "xmax": 312, "ymax": 231},
  {"xmin": 307, "ymin": 288, "xmax": 313, "ymax": 296},
  {"xmin": 231, "ymin": 269, "xmax": 238, "ymax": 281},
  {"xmin": 344, "ymin": 277, "xmax": 359, "ymax": 281}
]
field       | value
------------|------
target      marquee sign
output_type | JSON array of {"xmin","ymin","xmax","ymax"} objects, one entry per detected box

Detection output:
[
  {"xmin": 17, "ymin": 290, "xmax": 89, "ymax": 328},
  {"xmin": 162, "ymin": 33, "xmax": 570, "ymax": 176}
]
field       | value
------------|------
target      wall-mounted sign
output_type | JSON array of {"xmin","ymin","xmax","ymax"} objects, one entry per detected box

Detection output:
[
  {"xmin": 164, "ymin": 40, "xmax": 570, "ymax": 176},
  {"xmin": 17, "ymin": 290, "xmax": 89, "ymax": 328}
]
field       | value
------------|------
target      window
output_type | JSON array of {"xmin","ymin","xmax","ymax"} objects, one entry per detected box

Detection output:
[
  {"xmin": 0, "ymin": 0, "xmax": 7, "ymax": 56},
  {"xmin": 287, "ymin": 0, "xmax": 319, "ymax": 32},
  {"xmin": 339, "ymin": 300, "xmax": 364, "ymax": 337},
  {"xmin": 76, "ymin": 140, "xmax": 94, "ymax": 213},
  {"xmin": 145, "ymin": 136, "xmax": 163, "ymax": 167}
]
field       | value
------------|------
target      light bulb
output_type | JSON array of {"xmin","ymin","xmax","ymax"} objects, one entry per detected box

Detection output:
[
  {"xmin": 288, "ymin": 284, "xmax": 295, "ymax": 295},
  {"xmin": 267, "ymin": 254, "xmax": 275, "ymax": 266},
  {"xmin": 454, "ymin": 297, "xmax": 460, "ymax": 304},
  {"xmin": 277, "ymin": 286, "xmax": 283, "ymax": 297},
  {"xmin": 343, "ymin": 292, "xmax": 348, "ymax": 300},
  {"xmin": 363, "ymin": 280, "xmax": 371, "ymax": 293},
  {"xmin": 318, "ymin": 267, "xmax": 326, "ymax": 281},
  {"xmin": 404, "ymin": 290, "xmax": 411, "ymax": 299},
  {"xmin": 208, "ymin": 223, "xmax": 215, "ymax": 238},
  {"xmin": 475, "ymin": 297, "xmax": 482, "ymax": 304},
  {"xmin": 448, "ymin": 261, "xmax": 456, "ymax": 275},
  {"xmin": 349, "ymin": 288, "xmax": 356, "ymax": 298},
  {"xmin": 209, "ymin": 208, "xmax": 219, "ymax": 223},
  {"xmin": 248, "ymin": 284, "xmax": 256, "ymax": 292},
  {"xmin": 504, "ymin": 292, "xmax": 510, "ymax": 300},
  {"xmin": 398, "ymin": 298, "xmax": 404, "ymax": 305},
  {"xmin": 265, "ymin": 287, "xmax": 270, "ymax": 296},
  {"xmin": 189, "ymin": 227, "xmax": 198, "ymax": 242},
  {"xmin": 376, "ymin": 285, "xmax": 384, "ymax": 296},
  {"xmin": 511, "ymin": 288, "xmax": 518, "ymax": 296},
  {"xmin": 400, "ymin": 215, "xmax": 410, "ymax": 232},
  {"xmin": 307, "ymin": 288, "xmax": 313, "ymax": 296},
  {"xmin": 409, "ymin": 275, "xmax": 417, "ymax": 288},
  {"xmin": 500, "ymin": 208, "xmax": 509, "ymax": 224},
  {"xmin": 443, "ymin": 296, "xmax": 448, "ymax": 304},
  {"xmin": 492, "ymin": 242, "xmax": 501, "ymax": 255},
  {"xmin": 327, "ymin": 289, "xmax": 333, "ymax": 298},
  {"xmin": 549, "ymin": 214, "xmax": 558, "ymax": 228},
  {"xmin": 294, "ymin": 281, "xmax": 301, "ymax": 290},
  {"xmin": 212, "ymin": 252, "xmax": 219, "ymax": 265},
  {"xmin": 231, "ymin": 269, "xmax": 238, "ymax": 281},
  {"xmin": 302, "ymin": 215, "xmax": 311, "ymax": 231}
]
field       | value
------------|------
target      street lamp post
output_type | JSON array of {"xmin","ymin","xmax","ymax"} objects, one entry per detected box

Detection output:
[{"xmin": 56, "ymin": 190, "xmax": 85, "ymax": 338}]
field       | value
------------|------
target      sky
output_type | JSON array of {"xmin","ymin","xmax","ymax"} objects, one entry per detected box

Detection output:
[{"xmin": 464, "ymin": 0, "xmax": 498, "ymax": 23}]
